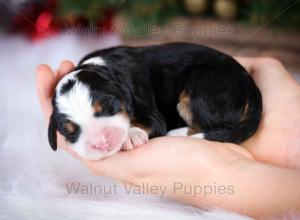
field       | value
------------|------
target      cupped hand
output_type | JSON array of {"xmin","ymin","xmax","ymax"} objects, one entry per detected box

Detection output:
[
  {"xmin": 36, "ymin": 61, "xmax": 77, "ymax": 157},
  {"xmin": 236, "ymin": 57, "xmax": 300, "ymax": 169}
]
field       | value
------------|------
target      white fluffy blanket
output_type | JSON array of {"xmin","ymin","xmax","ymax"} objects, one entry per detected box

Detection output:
[{"xmin": 0, "ymin": 34, "xmax": 251, "ymax": 220}]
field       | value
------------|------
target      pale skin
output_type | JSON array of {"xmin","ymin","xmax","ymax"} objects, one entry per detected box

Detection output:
[{"xmin": 36, "ymin": 58, "xmax": 300, "ymax": 219}]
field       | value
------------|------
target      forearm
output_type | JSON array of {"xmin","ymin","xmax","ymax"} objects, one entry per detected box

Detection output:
[{"xmin": 191, "ymin": 160, "xmax": 300, "ymax": 219}]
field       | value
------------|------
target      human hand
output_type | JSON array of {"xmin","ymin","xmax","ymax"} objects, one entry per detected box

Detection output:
[
  {"xmin": 36, "ymin": 61, "xmax": 78, "ymax": 157},
  {"xmin": 236, "ymin": 57, "xmax": 300, "ymax": 169}
]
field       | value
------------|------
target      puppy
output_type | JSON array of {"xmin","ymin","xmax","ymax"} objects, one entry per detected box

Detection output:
[{"xmin": 48, "ymin": 43, "xmax": 262, "ymax": 160}]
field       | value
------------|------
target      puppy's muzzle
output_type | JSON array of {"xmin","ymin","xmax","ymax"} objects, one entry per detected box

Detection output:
[{"xmin": 86, "ymin": 126, "xmax": 127, "ymax": 152}]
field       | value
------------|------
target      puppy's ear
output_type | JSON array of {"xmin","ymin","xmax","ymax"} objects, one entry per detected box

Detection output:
[
  {"xmin": 114, "ymin": 82, "xmax": 132, "ymax": 112},
  {"xmin": 48, "ymin": 113, "xmax": 57, "ymax": 151}
]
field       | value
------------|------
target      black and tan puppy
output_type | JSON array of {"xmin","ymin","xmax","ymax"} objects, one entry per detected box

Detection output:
[{"xmin": 48, "ymin": 43, "xmax": 262, "ymax": 160}]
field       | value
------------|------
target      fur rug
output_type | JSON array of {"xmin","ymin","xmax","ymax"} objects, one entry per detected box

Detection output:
[{"xmin": 0, "ymin": 34, "xmax": 251, "ymax": 220}]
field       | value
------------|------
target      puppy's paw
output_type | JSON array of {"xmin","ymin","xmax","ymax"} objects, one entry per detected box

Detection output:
[
  {"xmin": 166, "ymin": 127, "xmax": 189, "ymax": 136},
  {"xmin": 122, "ymin": 127, "xmax": 149, "ymax": 151},
  {"xmin": 190, "ymin": 133, "xmax": 204, "ymax": 139}
]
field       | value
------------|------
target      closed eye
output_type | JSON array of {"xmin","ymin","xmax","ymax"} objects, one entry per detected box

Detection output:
[
  {"xmin": 64, "ymin": 121, "xmax": 76, "ymax": 134},
  {"xmin": 62, "ymin": 120, "xmax": 81, "ymax": 143},
  {"xmin": 93, "ymin": 96, "xmax": 123, "ymax": 117}
]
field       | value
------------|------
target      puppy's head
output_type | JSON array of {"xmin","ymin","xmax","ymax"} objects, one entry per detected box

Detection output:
[{"xmin": 48, "ymin": 68, "xmax": 131, "ymax": 160}]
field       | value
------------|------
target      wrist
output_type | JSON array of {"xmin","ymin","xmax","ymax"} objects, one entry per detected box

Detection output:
[
  {"xmin": 194, "ymin": 158, "xmax": 300, "ymax": 218},
  {"xmin": 182, "ymin": 144, "xmax": 255, "ymax": 207}
]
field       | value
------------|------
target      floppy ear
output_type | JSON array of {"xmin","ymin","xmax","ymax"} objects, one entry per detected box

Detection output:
[
  {"xmin": 114, "ymin": 82, "xmax": 132, "ymax": 112},
  {"xmin": 48, "ymin": 113, "xmax": 57, "ymax": 151}
]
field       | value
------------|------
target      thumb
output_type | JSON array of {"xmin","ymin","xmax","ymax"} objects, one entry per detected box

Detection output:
[{"xmin": 36, "ymin": 64, "xmax": 56, "ymax": 121}]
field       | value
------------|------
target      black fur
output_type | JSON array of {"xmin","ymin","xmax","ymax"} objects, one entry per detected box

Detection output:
[
  {"xmin": 60, "ymin": 79, "xmax": 76, "ymax": 95},
  {"xmin": 49, "ymin": 95, "xmax": 82, "ymax": 147},
  {"xmin": 49, "ymin": 42, "xmax": 262, "ymax": 149},
  {"xmin": 48, "ymin": 113, "xmax": 57, "ymax": 151},
  {"xmin": 76, "ymin": 70, "xmax": 126, "ymax": 116}
]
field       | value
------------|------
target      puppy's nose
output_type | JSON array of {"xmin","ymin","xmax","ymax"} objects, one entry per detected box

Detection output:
[
  {"xmin": 87, "ymin": 126, "xmax": 127, "ymax": 152},
  {"xmin": 87, "ymin": 136, "xmax": 111, "ymax": 151},
  {"xmin": 92, "ymin": 140, "xmax": 109, "ymax": 150}
]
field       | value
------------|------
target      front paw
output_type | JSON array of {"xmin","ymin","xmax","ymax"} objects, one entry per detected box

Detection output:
[
  {"xmin": 122, "ymin": 127, "xmax": 149, "ymax": 151},
  {"xmin": 166, "ymin": 127, "xmax": 189, "ymax": 136}
]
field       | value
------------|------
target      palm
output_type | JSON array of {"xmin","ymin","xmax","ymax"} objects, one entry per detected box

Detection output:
[{"xmin": 239, "ymin": 58, "xmax": 300, "ymax": 168}]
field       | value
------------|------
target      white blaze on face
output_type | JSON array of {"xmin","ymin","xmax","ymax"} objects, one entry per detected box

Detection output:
[
  {"xmin": 55, "ymin": 68, "xmax": 129, "ymax": 160},
  {"xmin": 57, "ymin": 80, "xmax": 93, "ymax": 125}
]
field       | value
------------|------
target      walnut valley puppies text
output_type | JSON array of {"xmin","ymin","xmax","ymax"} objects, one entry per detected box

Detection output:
[{"xmin": 65, "ymin": 182, "xmax": 235, "ymax": 198}]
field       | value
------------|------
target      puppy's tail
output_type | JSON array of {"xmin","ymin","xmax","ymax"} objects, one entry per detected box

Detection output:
[{"xmin": 205, "ymin": 84, "xmax": 262, "ymax": 144}]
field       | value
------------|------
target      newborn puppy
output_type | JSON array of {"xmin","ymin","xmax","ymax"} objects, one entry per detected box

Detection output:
[{"xmin": 48, "ymin": 42, "xmax": 262, "ymax": 160}]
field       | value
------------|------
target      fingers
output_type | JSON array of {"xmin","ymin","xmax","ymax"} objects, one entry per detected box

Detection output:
[
  {"xmin": 56, "ymin": 60, "xmax": 75, "ymax": 80},
  {"xmin": 234, "ymin": 57, "xmax": 256, "ymax": 74},
  {"xmin": 81, "ymin": 147, "xmax": 145, "ymax": 181},
  {"xmin": 234, "ymin": 56, "xmax": 297, "ymax": 92},
  {"xmin": 234, "ymin": 57, "xmax": 286, "ymax": 75},
  {"xmin": 80, "ymin": 137, "xmax": 172, "ymax": 182},
  {"xmin": 235, "ymin": 57, "xmax": 288, "ymax": 78},
  {"xmin": 36, "ymin": 64, "xmax": 56, "ymax": 121},
  {"xmin": 80, "ymin": 137, "xmax": 198, "ymax": 182},
  {"xmin": 36, "ymin": 60, "xmax": 75, "ymax": 122}
]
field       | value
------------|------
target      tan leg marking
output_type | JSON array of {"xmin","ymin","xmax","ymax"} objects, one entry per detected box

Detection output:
[{"xmin": 177, "ymin": 90, "xmax": 193, "ymax": 126}]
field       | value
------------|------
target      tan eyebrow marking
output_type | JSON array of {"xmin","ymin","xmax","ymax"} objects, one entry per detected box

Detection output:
[{"xmin": 93, "ymin": 100, "xmax": 103, "ymax": 113}]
